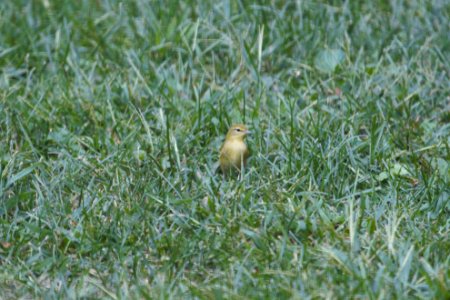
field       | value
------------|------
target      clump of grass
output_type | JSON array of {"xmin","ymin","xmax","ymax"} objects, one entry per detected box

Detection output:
[{"xmin": 1, "ymin": 0, "xmax": 449, "ymax": 298}]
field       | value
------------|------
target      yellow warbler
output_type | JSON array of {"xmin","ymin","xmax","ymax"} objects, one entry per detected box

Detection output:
[{"xmin": 219, "ymin": 124, "xmax": 251, "ymax": 175}]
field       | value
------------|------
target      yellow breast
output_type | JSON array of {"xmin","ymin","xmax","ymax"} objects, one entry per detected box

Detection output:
[{"xmin": 220, "ymin": 140, "xmax": 249, "ymax": 173}]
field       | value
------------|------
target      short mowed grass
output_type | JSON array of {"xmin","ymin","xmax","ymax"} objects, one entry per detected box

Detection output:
[{"xmin": 1, "ymin": 0, "xmax": 449, "ymax": 298}]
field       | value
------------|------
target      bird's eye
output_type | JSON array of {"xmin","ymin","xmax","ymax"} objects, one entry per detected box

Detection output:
[{"xmin": 235, "ymin": 128, "xmax": 241, "ymax": 132}]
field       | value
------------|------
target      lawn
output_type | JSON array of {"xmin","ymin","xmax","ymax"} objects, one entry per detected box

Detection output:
[{"xmin": 0, "ymin": 0, "xmax": 449, "ymax": 298}]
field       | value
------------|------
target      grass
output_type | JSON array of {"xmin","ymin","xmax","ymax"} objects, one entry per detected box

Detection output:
[{"xmin": 0, "ymin": 0, "xmax": 449, "ymax": 298}]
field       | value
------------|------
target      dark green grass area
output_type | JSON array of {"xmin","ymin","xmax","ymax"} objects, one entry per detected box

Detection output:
[{"xmin": 1, "ymin": 0, "xmax": 449, "ymax": 298}]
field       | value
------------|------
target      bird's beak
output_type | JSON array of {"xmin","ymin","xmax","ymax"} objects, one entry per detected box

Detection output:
[{"xmin": 245, "ymin": 130, "xmax": 251, "ymax": 135}]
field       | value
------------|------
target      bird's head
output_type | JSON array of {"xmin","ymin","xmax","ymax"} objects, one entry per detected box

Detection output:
[{"xmin": 226, "ymin": 124, "xmax": 251, "ymax": 140}]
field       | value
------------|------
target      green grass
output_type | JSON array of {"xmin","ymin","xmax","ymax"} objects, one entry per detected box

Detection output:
[{"xmin": 1, "ymin": 0, "xmax": 449, "ymax": 298}]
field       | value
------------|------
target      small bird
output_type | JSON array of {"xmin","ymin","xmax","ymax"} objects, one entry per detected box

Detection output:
[{"xmin": 219, "ymin": 124, "xmax": 251, "ymax": 175}]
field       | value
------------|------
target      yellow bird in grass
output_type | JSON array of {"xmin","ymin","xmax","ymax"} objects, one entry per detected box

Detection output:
[{"xmin": 219, "ymin": 124, "xmax": 251, "ymax": 175}]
